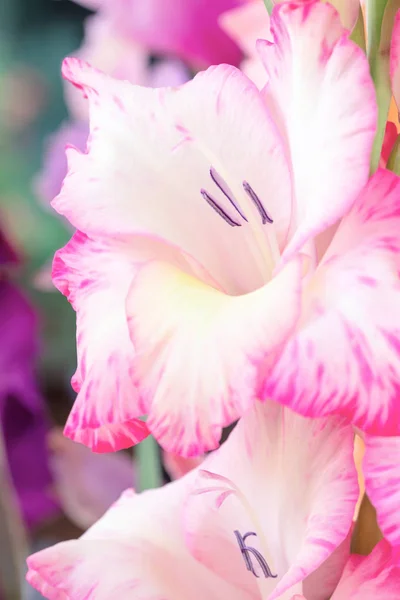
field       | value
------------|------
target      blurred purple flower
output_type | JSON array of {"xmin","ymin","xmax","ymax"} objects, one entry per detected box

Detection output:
[{"xmin": 0, "ymin": 231, "xmax": 59, "ymax": 529}]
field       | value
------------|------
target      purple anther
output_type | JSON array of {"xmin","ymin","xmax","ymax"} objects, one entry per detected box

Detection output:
[
  {"xmin": 234, "ymin": 530, "xmax": 278, "ymax": 579},
  {"xmin": 243, "ymin": 181, "xmax": 273, "ymax": 224},
  {"xmin": 210, "ymin": 167, "xmax": 248, "ymax": 222},
  {"xmin": 200, "ymin": 189, "xmax": 241, "ymax": 227}
]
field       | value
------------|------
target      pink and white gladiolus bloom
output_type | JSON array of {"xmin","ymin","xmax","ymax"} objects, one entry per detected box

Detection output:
[
  {"xmin": 50, "ymin": 0, "xmax": 400, "ymax": 456},
  {"xmin": 27, "ymin": 403, "xmax": 361, "ymax": 599}
]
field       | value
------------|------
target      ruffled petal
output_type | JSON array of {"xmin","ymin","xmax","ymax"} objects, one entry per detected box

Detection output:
[
  {"xmin": 52, "ymin": 231, "xmax": 149, "ymax": 452},
  {"xmin": 56, "ymin": 58, "xmax": 292, "ymax": 294},
  {"xmin": 27, "ymin": 478, "xmax": 248, "ymax": 600},
  {"xmin": 364, "ymin": 435, "xmax": 400, "ymax": 554},
  {"xmin": 64, "ymin": 14, "xmax": 148, "ymax": 122},
  {"xmin": 185, "ymin": 402, "xmax": 358, "ymax": 600},
  {"xmin": 35, "ymin": 121, "xmax": 89, "ymax": 205},
  {"xmin": 258, "ymin": 0, "xmax": 376, "ymax": 262},
  {"xmin": 265, "ymin": 170, "xmax": 400, "ymax": 435},
  {"xmin": 126, "ymin": 257, "xmax": 302, "ymax": 455}
]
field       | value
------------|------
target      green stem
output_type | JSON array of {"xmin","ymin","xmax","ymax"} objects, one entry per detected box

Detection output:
[
  {"xmin": 0, "ymin": 426, "xmax": 28, "ymax": 600},
  {"xmin": 263, "ymin": 0, "xmax": 274, "ymax": 15},
  {"xmin": 367, "ymin": 0, "xmax": 393, "ymax": 173},
  {"xmin": 370, "ymin": 63, "xmax": 392, "ymax": 173},
  {"xmin": 136, "ymin": 436, "xmax": 163, "ymax": 492}
]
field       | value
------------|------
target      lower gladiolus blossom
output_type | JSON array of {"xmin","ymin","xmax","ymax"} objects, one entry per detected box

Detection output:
[
  {"xmin": 26, "ymin": 402, "xmax": 359, "ymax": 599},
  {"xmin": 50, "ymin": 1, "xmax": 395, "ymax": 456}
]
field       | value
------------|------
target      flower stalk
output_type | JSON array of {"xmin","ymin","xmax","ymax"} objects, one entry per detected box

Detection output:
[{"xmin": 367, "ymin": 0, "xmax": 396, "ymax": 172}]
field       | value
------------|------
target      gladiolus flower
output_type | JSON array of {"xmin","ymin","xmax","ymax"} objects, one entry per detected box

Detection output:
[
  {"xmin": 26, "ymin": 403, "xmax": 358, "ymax": 599},
  {"xmin": 50, "ymin": 0, "xmax": 390, "ymax": 456},
  {"xmin": 48, "ymin": 1, "xmax": 400, "ymax": 456}
]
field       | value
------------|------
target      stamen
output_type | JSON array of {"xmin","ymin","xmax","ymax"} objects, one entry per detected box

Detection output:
[
  {"xmin": 243, "ymin": 181, "xmax": 273, "ymax": 224},
  {"xmin": 210, "ymin": 167, "xmax": 248, "ymax": 222},
  {"xmin": 234, "ymin": 530, "xmax": 278, "ymax": 579},
  {"xmin": 200, "ymin": 189, "xmax": 241, "ymax": 227}
]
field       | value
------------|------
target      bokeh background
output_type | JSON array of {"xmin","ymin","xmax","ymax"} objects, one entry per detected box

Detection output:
[
  {"xmin": 1, "ymin": 0, "xmax": 88, "ymax": 378},
  {"xmin": 0, "ymin": 2, "xmax": 120, "ymax": 598}
]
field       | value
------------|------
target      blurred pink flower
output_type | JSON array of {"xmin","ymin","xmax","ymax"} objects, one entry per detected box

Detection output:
[
  {"xmin": 26, "ymin": 402, "xmax": 358, "ymax": 599},
  {"xmin": 72, "ymin": 0, "xmax": 247, "ymax": 69},
  {"xmin": 50, "ymin": 1, "xmax": 387, "ymax": 456},
  {"xmin": 220, "ymin": 0, "xmax": 271, "ymax": 88}
]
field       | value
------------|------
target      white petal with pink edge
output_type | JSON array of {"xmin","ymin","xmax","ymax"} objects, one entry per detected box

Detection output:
[
  {"xmin": 126, "ymin": 257, "xmax": 302, "ymax": 456},
  {"xmin": 258, "ymin": 0, "xmax": 376, "ymax": 262},
  {"xmin": 55, "ymin": 58, "xmax": 292, "ymax": 294},
  {"xmin": 26, "ymin": 478, "xmax": 251, "ymax": 600},
  {"xmin": 64, "ymin": 14, "xmax": 148, "ymax": 122},
  {"xmin": 185, "ymin": 401, "xmax": 358, "ymax": 600},
  {"xmin": 54, "ymin": 229, "xmax": 216, "ymax": 452},
  {"xmin": 265, "ymin": 170, "xmax": 400, "ymax": 436},
  {"xmin": 53, "ymin": 231, "xmax": 149, "ymax": 452},
  {"xmin": 364, "ymin": 435, "xmax": 400, "ymax": 555}
]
